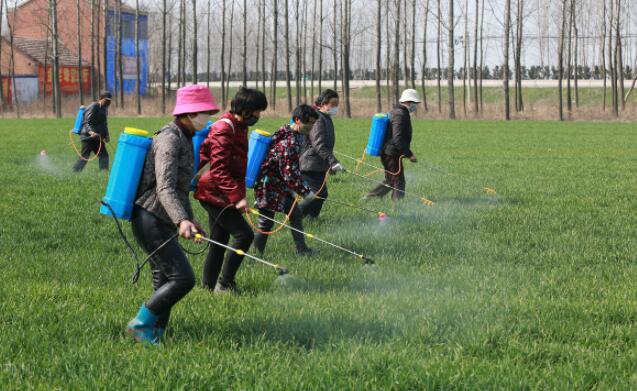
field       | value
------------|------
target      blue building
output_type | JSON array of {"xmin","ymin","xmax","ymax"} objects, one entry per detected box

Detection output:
[{"xmin": 105, "ymin": 6, "xmax": 149, "ymax": 95}]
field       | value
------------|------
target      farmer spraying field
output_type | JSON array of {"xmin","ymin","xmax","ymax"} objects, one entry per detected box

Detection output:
[
  {"xmin": 194, "ymin": 88, "xmax": 267, "ymax": 294},
  {"xmin": 124, "ymin": 84, "xmax": 218, "ymax": 345},
  {"xmin": 299, "ymin": 89, "xmax": 345, "ymax": 218},
  {"xmin": 251, "ymin": 104, "xmax": 319, "ymax": 257},
  {"xmin": 72, "ymin": 91, "xmax": 112, "ymax": 172},
  {"xmin": 364, "ymin": 89, "xmax": 420, "ymax": 201}
]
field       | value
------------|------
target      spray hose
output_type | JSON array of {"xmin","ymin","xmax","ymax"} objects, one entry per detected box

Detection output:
[
  {"xmin": 246, "ymin": 168, "xmax": 331, "ymax": 236},
  {"xmin": 246, "ymin": 208, "xmax": 374, "ymax": 265},
  {"xmin": 336, "ymin": 150, "xmax": 496, "ymax": 196},
  {"xmin": 342, "ymin": 167, "xmax": 435, "ymax": 206},
  {"xmin": 69, "ymin": 130, "xmax": 104, "ymax": 161},
  {"xmin": 194, "ymin": 233, "xmax": 288, "ymax": 275}
]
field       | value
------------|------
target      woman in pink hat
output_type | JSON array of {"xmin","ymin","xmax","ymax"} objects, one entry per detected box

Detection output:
[{"xmin": 125, "ymin": 84, "xmax": 219, "ymax": 345}]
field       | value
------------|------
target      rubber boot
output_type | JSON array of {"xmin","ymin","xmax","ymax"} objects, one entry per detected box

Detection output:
[
  {"xmin": 126, "ymin": 304, "xmax": 159, "ymax": 345},
  {"xmin": 253, "ymin": 233, "xmax": 268, "ymax": 255}
]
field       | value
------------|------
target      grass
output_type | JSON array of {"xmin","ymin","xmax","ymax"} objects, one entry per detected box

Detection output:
[{"xmin": 1, "ymin": 116, "xmax": 636, "ymax": 389}]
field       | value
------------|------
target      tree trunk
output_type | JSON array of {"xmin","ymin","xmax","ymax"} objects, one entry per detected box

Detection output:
[
  {"xmin": 302, "ymin": 0, "xmax": 308, "ymax": 102},
  {"xmin": 573, "ymin": 0, "xmax": 578, "ymax": 108},
  {"xmin": 463, "ymin": 0, "xmax": 468, "ymax": 117},
  {"xmin": 271, "ymin": 0, "xmax": 278, "ymax": 109},
  {"xmin": 410, "ymin": 0, "xmax": 416, "ymax": 90},
  {"xmin": 375, "ymin": 0, "xmax": 382, "ymax": 113},
  {"xmin": 515, "ymin": 0, "xmax": 524, "ymax": 111},
  {"xmin": 135, "ymin": 0, "xmax": 141, "ymax": 114},
  {"xmin": 221, "ymin": 0, "xmax": 226, "ymax": 107},
  {"xmin": 118, "ymin": 0, "xmax": 124, "ymax": 107},
  {"xmin": 295, "ymin": 0, "xmax": 301, "ymax": 105},
  {"xmin": 242, "ymin": 0, "xmax": 247, "ymax": 86},
  {"xmin": 421, "ymin": 0, "xmax": 430, "ymax": 112},
  {"xmin": 207, "ymin": 0, "xmax": 211, "ymax": 88},
  {"xmin": 167, "ymin": 14, "xmax": 173, "ymax": 94},
  {"xmin": 7, "ymin": 0, "xmax": 20, "ymax": 116},
  {"xmin": 479, "ymin": 0, "xmax": 485, "ymax": 112},
  {"xmin": 616, "ymin": 0, "xmax": 624, "ymax": 112},
  {"xmin": 385, "ymin": 0, "xmax": 391, "ymax": 110},
  {"xmin": 566, "ymin": 0, "xmax": 573, "ymax": 115},
  {"xmin": 261, "ymin": 0, "xmax": 266, "ymax": 93},
  {"xmin": 77, "ymin": 0, "xmax": 83, "ymax": 105},
  {"xmin": 333, "ymin": 0, "xmax": 337, "ymax": 91},
  {"xmin": 90, "ymin": 0, "xmax": 95, "ymax": 100},
  {"xmin": 192, "ymin": 0, "xmax": 198, "ymax": 84},
  {"xmin": 609, "ymin": 0, "xmax": 616, "ymax": 115},
  {"xmin": 51, "ymin": 0, "xmax": 61, "ymax": 117},
  {"xmin": 285, "ymin": 0, "xmax": 292, "ymax": 111},
  {"xmin": 503, "ymin": 0, "xmax": 511, "ymax": 120},
  {"xmin": 393, "ymin": 0, "xmax": 401, "ymax": 102},
  {"xmin": 177, "ymin": 0, "xmax": 183, "ymax": 88},
  {"xmin": 227, "ymin": 0, "xmax": 235, "ymax": 97},
  {"xmin": 318, "ymin": 0, "xmax": 323, "ymax": 94},
  {"xmin": 601, "ymin": 0, "xmax": 607, "ymax": 111},
  {"xmin": 472, "ymin": 0, "xmax": 479, "ymax": 114},
  {"xmin": 342, "ymin": 0, "xmax": 351, "ymax": 117},
  {"xmin": 0, "ymin": 0, "xmax": 5, "ymax": 112},
  {"xmin": 558, "ymin": 0, "xmax": 567, "ymax": 121},
  {"xmin": 436, "ymin": 0, "xmax": 441, "ymax": 113},
  {"xmin": 447, "ymin": 0, "xmax": 455, "ymax": 119},
  {"xmin": 402, "ymin": 0, "xmax": 408, "ymax": 91},
  {"xmin": 161, "ymin": 0, "xmax": 167, "ymax": 113},
  {"xmin": 255, "ymin": 0, "xmax": 261, "ymax": 89}
]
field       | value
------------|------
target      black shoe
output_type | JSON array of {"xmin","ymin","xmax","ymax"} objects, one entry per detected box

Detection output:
[
  {"xmin": 296, "ymin": 247, "xmax": 314, "ymax": 256},
  {"xmin": 214, "ymin": 280, "xmax": 238, "ymax": 295}
]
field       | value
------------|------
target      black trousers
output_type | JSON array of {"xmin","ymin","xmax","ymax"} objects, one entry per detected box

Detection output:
[
  {"xmin": 200, "ymin": 202, "xmax": 254, "ymax": 288},
  {"xmin": 366, "ymin": 154, "xmax": 406, "ymax": 201},
  {"xmin": 73, "ymin": 138, "xmax": 109, "ymax": 171},
  {"xmin": 299, "ymin": 171, "xmax": 329, "ymax": 218},
  {"xmin": 131, "ymin": 207, "xmax": 196, "ymax": 328},
  {"xmin": 253, "ymin": 197, "xmax": 307, "ymax": 254}
]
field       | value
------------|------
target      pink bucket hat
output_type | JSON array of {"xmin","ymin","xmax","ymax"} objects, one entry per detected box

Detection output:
[{"xmin": 172, "ymin": 84, "xmax": 220, "ymax": 116}]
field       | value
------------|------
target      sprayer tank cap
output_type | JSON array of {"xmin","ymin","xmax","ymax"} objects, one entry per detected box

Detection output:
[
  {"xmin": 254, "ymin": 129, "xmax": 272, "ymax": 137},
  {"xmin": 124, "ymin": 127, "xmax": 151, "ymax": 137}
]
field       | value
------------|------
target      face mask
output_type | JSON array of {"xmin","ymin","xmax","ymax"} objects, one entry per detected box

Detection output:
[
  {"xmin": 190, "ymin": 113, "xmax": 210, "ymax": 130},
  {"xmin": 408, "ymin": 103, "xmax": 418, "ymax": 113},
  {"xmin": 327, "ymin": 107, "xmax": 338, "ymax": 116},
  {"xmin": 244, "ymin": 115, "xmax": 259, "ymax": 127}
]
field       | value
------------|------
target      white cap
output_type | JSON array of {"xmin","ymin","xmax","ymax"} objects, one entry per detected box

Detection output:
[{"xmin": 399, "ymin": 89, "xmax": 421, "ymax": 103}]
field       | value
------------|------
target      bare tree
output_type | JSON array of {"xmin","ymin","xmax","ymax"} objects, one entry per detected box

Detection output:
[
  {"xmin": 462, "ymin": 0, "xmax": 468, "ymax": 117},
  {"xmin": 436, "ymin": 0, "xmax": 441, "ymax": 113},
  {"xmin": 221, "ymin": 0, "xmax": 226, "ymax": 107},
  {"xmin": 566, "ymin": 0, "xmax": 573, "ymax": 115},
  {"xmin": 270, "ymin": 0, "xmax": 278, "ymax": 109},
  {"xmin": 479, "ymin": 0, "xmax": 485, "ymax": 112},
  {"xmin": 385, "ymin": 0, "xmax": 391, "ymax": 109},
  {"xmin": 402, "ymin": 0, "xmax": 408, "ymax": 91},
  {"xmin": 255, "ymin": 0, "xmax": 261, "ymax": 89},
  {"xmin": 342, "ymin": 0, "xmax": 351, "ymax": 117},
  {"xmin": 333, "ymin": 0, "xmax": 338, "ymax": 91},
  {"xmin": 117, "ymin": 0, "xmax": 124, "ymax": 106},
  {"xmin": 295, "ymin": 0, "xmax": 301, "ymax": 104},
  {"xmin": 375, "ymin": 0, "xmax": 382, "ymax": 112},
  {"xmin": 393, "ymin": 0, "xmax": 400, "ymax": 102},
  {"xmin": 136, "ymin": 0, "xmax": 142, "ymax": 114},
  {"xmin": 177, "ymin": 0, "xmax": 183, "ymax": 87},
  {"xmin": 207, "ymin": 0, "xmax": 211, "ymax": 88},
  {"xmin": 226, "ymin": 0, "xmax": 235, "ymax": 97},
  {"xmin": 162, "ymin": 0, "xmax": 168, "ymax": 113},
  {"xmin": 448, "ymin": 0, "xmax": 455, "ymax": 119},
  {"xmin": 421, "ymin": 0, "xmax": 430, "ymax": 112},
  {"xmin": 473, "ymin": 0, "xmax": 479, "ymax": 114},
  {"xmin": 192, "ymin": 0, "xmax": 198, "ymax": 84},
  {"xmin": 302, "ymin": 0, "xmax": 308, "ymax": 102},
  {"xmin": 514, "ymin": 0, "xmax": 524, "ymax": 112},
  {"xmin": 51, "ymin": 0, "xmax": 61, "ymax": 117},
  {"xmin": 7, "ymin": 0, "xmax": 20, "ymax": 116},
  {"xmin": 311, "ymin": 0, "xmax": 317, "ymax": 100},
  {"xmin": 601, "ymin": 0, "xmax": 607, "ymax": 111},
  {"xmin": 318, "ymin": 0, "xmax": 323, "ymax": 93},
  {"xmin": 558, "ymin": 0, "xmax": 567, "ymax": 121},
  {"xmin": 573, "ymin": 0, "xmax": 578, "ymax": 108},
  {"xmin": 616, "ymin": 0, "xmax": 624, "ymax": 112},
  {"xmin": 410, "ymin": 0, "xmax": 416, "ymax": 90},
  {"xmin": 0, "ymin": 0, "xmax": 5, "ymax": 112},
  {"xmin": 285, "ymin": 0, "xmax": 292, "ymax": 111},
  {"xmin": 97, "ymin": 0, "xmax": 103, "ymax": 92},
  {"xmin": 242, "ymin": 0, "xmax": 247, "ymax": 86},
  {"xmin": 261, "ymin": 0, "xmax": 266, "ymax": 92},
  {"xmin": 608, "ymin": 0, "xmax": 616, "ymax": 115},
  {"xmin": 503, "ymin": 0, "xmax": 511, "ymax": 120},
  {"xmin": 90, "ymin": 0, "xmax": 96, "ymax": 100},
  {"xmin": 77, "ymin": 0, "xmax": 84, "ymax": 105}
]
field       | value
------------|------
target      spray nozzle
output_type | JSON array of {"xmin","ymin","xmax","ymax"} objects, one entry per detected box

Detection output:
[
  {"xmin": 275, "ymin": 265, "xmax": 289, "ymax": 275},
  {"xmin": 484, "ymin": 187, "xmax": 497, "ymax": 196},
  {"xmin": 421, "ymin": 198, "xmax": 435, "ymax": 206},
  {"xmin": 362, "ymin": 256, "xmax": 375, "ymax": 265}
]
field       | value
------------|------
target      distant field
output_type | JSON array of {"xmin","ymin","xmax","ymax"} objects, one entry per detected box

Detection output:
[{"xmin": 0, "ymin": 117, "xmax": 636, "ymax": 388}]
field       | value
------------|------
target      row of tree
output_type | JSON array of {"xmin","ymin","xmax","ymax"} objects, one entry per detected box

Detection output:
[{"xmin": 2, "ymin": 0, "xmax": 637, "ymax": 120}]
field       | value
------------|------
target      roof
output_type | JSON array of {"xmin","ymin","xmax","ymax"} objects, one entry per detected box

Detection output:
[{"xmin": 11, "ymin": 37, "xmax": 89, "ymax": 67}]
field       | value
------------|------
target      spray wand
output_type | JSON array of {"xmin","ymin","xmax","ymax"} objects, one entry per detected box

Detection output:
[
  {"xmin": 246, "ymin": 208, "xmax": 375, "ymax": 265},
  {"xmin": 194, "ymin": 233, "xmax": 288, "ymax": 275}
]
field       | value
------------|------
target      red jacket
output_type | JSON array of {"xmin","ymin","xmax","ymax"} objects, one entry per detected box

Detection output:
[{"xmin": 194, "ymin": 112, "xmax": 248, "ymax": 207}]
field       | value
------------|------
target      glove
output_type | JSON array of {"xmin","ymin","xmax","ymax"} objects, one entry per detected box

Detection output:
[
  {"xmin": 331, "ymin": 163, "xmax": 345, "ymax": 173},
  {"xmin": 304, "ymin": 191, "xmax": 317, "ymax": 201}
]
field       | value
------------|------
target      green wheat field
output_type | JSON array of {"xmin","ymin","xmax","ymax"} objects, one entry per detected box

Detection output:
[{"xmin": 0, "ymin": 116, "xmax": 635, "ymax": 389}]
